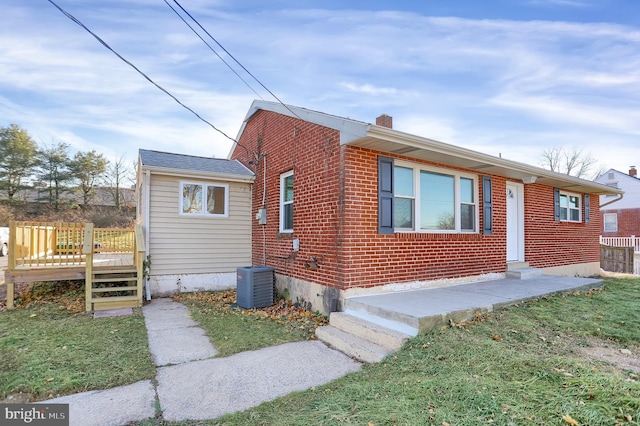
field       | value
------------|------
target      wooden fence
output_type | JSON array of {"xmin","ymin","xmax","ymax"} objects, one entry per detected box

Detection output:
[
  {"xmin": 600, "ymin": 245, "xmax": 635, "ymax": 274},
  {"xmin": 600, "ymin": 235, "xmax": 639, "ymax": 274}
]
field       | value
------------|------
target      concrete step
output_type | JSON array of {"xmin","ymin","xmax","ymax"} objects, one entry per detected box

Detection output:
[
  {"xmin": 506, "ymin": 267, "xmax": 543, "ymax": 280},
  {"xmin": 316, "ymin": 325, "xmax": 393, "ymax": 363},
  {"xmin": 343, "ymin": 298, "xmax": 420, "ymax": 333},
  {"xmin": 329, "ymin": 312, "xmax": 412, "ymax": 351},
  {"xmin": 507, "ymin": 261, "xmax": 529, "ymax": 270}
]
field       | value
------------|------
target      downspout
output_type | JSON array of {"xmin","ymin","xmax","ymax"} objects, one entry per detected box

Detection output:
[
  {"xmin": 261, "ymin": 153, "xmax": 267, "ymax": 266},
  {"xmin": 600, "ymin": 193, "xmax": 624, "ymax": 209},
  {"xmin": 144, "ymin": 169, "xmax": 151, "ymax": 301}
]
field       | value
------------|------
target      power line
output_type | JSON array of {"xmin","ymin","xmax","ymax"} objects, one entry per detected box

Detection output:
[
  {"xmin": 163, "ymin": 0, "xmax": 263, "ymax": 100},
  {"xmin": 170, "ymin": 0, "xmax": 304, "ymax": 121},
  {"xmin": 47, "ymin": 0, "xmax": 242, "ymax": 147}
]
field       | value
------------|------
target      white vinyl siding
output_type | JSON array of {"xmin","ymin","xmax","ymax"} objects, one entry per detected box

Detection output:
[{"xmin": 147, "ymin": 174, "xmax": 251, "ymax": 276}]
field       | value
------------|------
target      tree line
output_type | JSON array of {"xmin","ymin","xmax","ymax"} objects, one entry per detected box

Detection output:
[{"xmin": 0, "ymin": 124, "xmax": 134, "ymax": 210}]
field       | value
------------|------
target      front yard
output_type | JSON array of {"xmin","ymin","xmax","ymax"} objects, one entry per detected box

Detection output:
[{"xmin": 1, "ymin": 278, "xmax": 639, "ymax": 425}]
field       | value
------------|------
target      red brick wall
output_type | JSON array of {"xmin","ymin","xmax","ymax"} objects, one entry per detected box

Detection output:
[
  {"xmin": 339, "ymin": 146, "xmax": 506, "ymax": 289},
  {"xmin": 231, "ymin": 111, "xmax": 602, "ymax": 291},
  {"xmin": 600, "ymin": 208, "xmax": 640, "ymax": 237},
  {"xmin": 523, "ymin": 185, "xmax": 601, "ymax": 269},
  {"xmin": 231, "ymin": 110, "xmax": 344, "ymax": 289}
]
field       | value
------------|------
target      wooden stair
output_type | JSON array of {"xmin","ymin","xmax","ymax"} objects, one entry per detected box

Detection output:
[{"xmin": 88, "ymin": 266, "xmax": 142, "ymax": 311}]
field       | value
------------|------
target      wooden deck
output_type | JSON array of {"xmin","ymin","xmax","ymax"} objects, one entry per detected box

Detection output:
[
  {"xmin": 3, "ymin": 221, "xmax": 145, "ymax": 311},
  {"xmin": 5, "ymin": 253, "xmax": 134, "ymax": 281}
]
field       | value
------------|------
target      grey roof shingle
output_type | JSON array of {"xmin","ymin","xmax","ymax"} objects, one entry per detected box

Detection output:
[{"xmin": 139, "ymin": 149, "xmax": 253, "ymax": 177}]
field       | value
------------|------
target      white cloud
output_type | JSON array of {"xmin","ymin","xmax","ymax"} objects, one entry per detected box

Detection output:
[{"xmin": 1, "ymin": 1, "xmax": 638, "ymax": 174}]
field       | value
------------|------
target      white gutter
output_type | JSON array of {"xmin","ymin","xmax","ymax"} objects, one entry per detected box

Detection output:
[
  {"xmin": 140, "ymin": 166, "xmax": 255, "ymax": 183},
  {"xmin": 600, "ymin": 193, "xmax": 624, "ymax": 208},
  {"xmin": 363, "ymin": 125, "xmax": 622, "ymax": 195}
]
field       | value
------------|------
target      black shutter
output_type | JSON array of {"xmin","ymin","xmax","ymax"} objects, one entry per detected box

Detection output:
[
  {"xmin": 554, "ymin": 188, "xmax": 561, "ymax": 221},
  {"xmin": 482, "ymin": 176, "xmax": 492, "ymax": 235},
  {"xmin": 584, "ymin": 194, "xmax": 590, "ymax": 223},
  {"xmin": 378, "ymin": 156, "xmax": 394, "ymax": 234}
]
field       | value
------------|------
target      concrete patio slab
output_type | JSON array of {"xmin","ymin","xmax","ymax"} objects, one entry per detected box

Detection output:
[
  {"xmin": 346, "ymin": 275, "xmax": 604, "ymax": 333},
  {"xmin": 93, "ymin": 308, "xmax": 133, "ymax": 318}
]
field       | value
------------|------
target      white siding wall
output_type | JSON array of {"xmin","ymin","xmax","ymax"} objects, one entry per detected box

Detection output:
[{"xmin": 147, "ymin": 174, "xmax": 252, "ymax": 276}]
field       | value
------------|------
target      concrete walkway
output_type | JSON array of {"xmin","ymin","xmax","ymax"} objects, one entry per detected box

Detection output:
[
  {"xmin": 44, "ymin": 298, "xmax": 362, "ymax": 425},
  {"xmin": 40, "ymin": 274, "xmax": 605, "ymax": 425}
]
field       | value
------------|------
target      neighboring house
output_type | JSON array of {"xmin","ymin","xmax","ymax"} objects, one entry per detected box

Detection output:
[
  {"xmin": 229, "ymin": 100, "xmax": 620, "ymax": 315},
  {"xmin": 594, "ymin": 167, "xmax": 640, "ymax": 237},
  {"xmin": 136, "ymin": 149, "xmax": 254, "ymax": 295}
]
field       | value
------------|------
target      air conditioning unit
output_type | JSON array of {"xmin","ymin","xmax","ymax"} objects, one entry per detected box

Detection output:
[{"xmin": 236, "ymin": 266, "xmax": 275, "ymax": 309}]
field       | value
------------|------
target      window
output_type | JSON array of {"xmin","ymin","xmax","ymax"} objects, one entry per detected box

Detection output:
[
  {"xmin": 180, "ymin": 182, "xmax": 228, "ymax": 217},
  {"xmin": 280, "ymin": 171, "xmax": 294, "ymax": 232},
  {"xmin": 393, "ymin": 166, "xmax": 414, "ymax": 228},
  {"xmin": 392, "ymin": 162, "xmax": 478, "ymax": 233},
  {"xmin": 559, "ymin": 191, "xmax": 581, "ymax": 222},
  {"xmin": 603, "ymin": 213, "xmax": 618, "ymax": 232}
]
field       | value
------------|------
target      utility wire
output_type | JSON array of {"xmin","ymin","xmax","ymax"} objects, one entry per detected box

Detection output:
[
  {"xmin": 163, "ymin": 0, "xmax": 263, "ymax": 100},
  {"xmin": 171, "ymin": 0, "xmax": 304, "ymax": 121},
  {"xmin": 47, "ymin": 0, "xmax": 243, "ymax": 148}
]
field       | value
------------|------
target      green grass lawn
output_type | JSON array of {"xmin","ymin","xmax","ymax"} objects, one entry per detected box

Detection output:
[
  {"xmin": 0, "ymin": 283, "xmax": 326, "ymax": 402},
  {"xmin": 161, "ymin": 278, "xmax": 640, "ymax": 426},
  {"xmin": 174, "ymin": 290, "xmax": 328, "ymax": 357},
  {"xmin": 3, "ymin": 278, "xmax": 639, "ymax": 425},
  {"xmin": 0, "ymin": 303, "xmax": 155, "ymax": 401}
]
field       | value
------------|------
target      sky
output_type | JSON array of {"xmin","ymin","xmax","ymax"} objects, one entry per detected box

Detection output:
[{"xmin": 1, "ymin": 0, "xmax": 639, "ymax": 178}]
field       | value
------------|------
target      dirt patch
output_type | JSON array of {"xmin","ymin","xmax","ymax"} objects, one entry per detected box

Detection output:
[
  {"xmin": 575, "ymin": 338, "xmax": 640, "ymax": 375},
  {"xmin": 0, "ymin": 282, "xmax": 29, "ymax": 310},
  {"xmin": 2, "ymin": 392, "xmax": 33, "ymax": 404}
]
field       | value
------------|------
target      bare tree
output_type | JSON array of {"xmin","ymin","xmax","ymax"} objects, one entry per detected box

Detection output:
[
  {"xmin": 103, "ymin": 155, "xmax": 134, "ymax": 209},
  {"xmin": 540, "ymin": 147, "xmax": 604, "ymax": 179}
]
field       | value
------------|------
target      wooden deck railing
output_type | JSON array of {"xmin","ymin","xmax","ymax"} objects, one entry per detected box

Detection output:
[
  {"xmin": 5, "ymin": 221, "xmax": 146, "ymax": 311},
  {"xmin": 8, "ymin": 221, "xmax": 139, "ymax": 270}
]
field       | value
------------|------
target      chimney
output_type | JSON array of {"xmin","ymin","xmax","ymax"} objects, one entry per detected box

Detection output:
[
  {"xmin": 630, "ymin": 166, "xmax": 637, "ymax": 178},
  {"xmin": 376, "ymin": 114, "xmax": 393, "ymax": 129}
]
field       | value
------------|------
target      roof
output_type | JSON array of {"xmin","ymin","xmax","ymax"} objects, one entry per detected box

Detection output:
[
  {"xmin": 595, "ymin": 168, "xmax": 640, "ymax": 209},
  {"xmin": 139, "ymin": 149, "xmax": 254, "ymax": 182},
  {"xmin": 233, "ymin": 100, "xmax": 621, "ymax": 195}
]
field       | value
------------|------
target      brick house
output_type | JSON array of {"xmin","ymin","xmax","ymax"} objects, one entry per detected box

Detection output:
[
  {"xmin": 594, "ymin": 167, "xmax": 640, "ymax": 237},
  {"xmin": 229, "ymin": 100, "xmax": 620, "ymax": 315}
]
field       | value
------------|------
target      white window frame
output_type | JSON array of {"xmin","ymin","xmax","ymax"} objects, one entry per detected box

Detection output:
[
  {"xmin": 393, "ymin": 160, "xmax": 479, "ymax": 233},
  {"xmin": 393, "ymin": 165, "xmax": 415, "ymax": 230},
  {"xmin": 559, "ymin": 190, "xmax": 581, "ymax": 223},
  {"xmin": 179, "ymin": 181, "xmax": 229, "ymax": 218},
  {"xmin": 280, "ymin": 171, "xmax": 294, "ymax": 233},
  {"xmin": 603, "ymin": 213, "xmax": 618, "ymax": 232}
]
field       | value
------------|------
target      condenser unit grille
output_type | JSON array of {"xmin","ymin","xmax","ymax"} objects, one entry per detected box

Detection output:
[{"xmin": 236, "ymin": 266, "xmax": 275, "ymax": 309}]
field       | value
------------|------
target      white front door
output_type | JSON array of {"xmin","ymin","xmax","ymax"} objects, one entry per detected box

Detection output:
[{"xmin": 506, "ymin": 182, "xmax": 524, "ymax": 262}]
